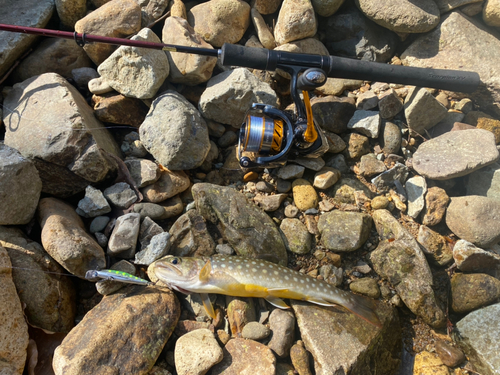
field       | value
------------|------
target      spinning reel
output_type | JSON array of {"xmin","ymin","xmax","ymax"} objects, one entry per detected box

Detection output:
[{"xmin": 237, "ymin": 68, "xmax": 330, "ymax": 169}]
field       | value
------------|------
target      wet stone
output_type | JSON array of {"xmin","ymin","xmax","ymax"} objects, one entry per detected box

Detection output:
[
  {"xmin": 103, "ymin": 182, "xmax": 137, "ymax": 209},
  {"xmin": 76, "ymin": 185, "xmax": 112, "ymax": 218},
  {"xmin": 241, "ymin": 321, "xmax": 271, "ymax": 341},
  {"xmin": 267, "ymin": 309, "xmax": 296, "ymax": 358},
  {"xmin": 434, "ymin": 340, "xmax": 466, "ymax": 368},
  {"xmin": 108, "ymin": 213, "xmax": 141, "ymax": 259}
]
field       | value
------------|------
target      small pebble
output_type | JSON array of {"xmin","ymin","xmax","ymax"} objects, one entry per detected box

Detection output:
[
  {"xmin": 243, "ymin": 171, "xmax": 258, "ymax": 182},
  {"xmin": 277, "ymin": 179, "xmax": 292, "ymax": 193},
  {"xmin": 435, "ymin": 340, "xmax": 466, "ymax": 367},
  {"xmin": 90, "ymin": 216, "xmax": 110, "ymax": 233},
  {"xmin": 256, "ymin": 181, "xmax": 275, "ymax": 193},
  {"xmin": 304, "ymin": 208, "xmax": 318, "ymax": 215},
  {"xmin": 216, "ymin": 244, "xmax": 235, "ymax": 255},
  {"xmin": 284, "ymin": 205, "xmax": 299, "ymax": 218},
  {"xmin": 290, "ymin": 340, "xmax": 313, "ymax": 375},
  {"xmin": 241, "ymin": 321, "xmax": 271, "ymax": 341}
]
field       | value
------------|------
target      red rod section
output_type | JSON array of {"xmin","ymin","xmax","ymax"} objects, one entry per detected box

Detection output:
[{"xmin": 0, "ymin": 23, "xmax": 220, "ymax": 57}]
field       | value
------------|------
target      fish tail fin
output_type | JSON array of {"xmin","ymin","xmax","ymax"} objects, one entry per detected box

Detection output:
[{"xmin": 341, "ymin": 293, "xmax": 382, "ymax": 329}]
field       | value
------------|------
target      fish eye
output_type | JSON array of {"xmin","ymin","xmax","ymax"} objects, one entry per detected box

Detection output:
[{"xmin": 171, "ymin": 258, "xmax": 180, "ymax": 265}]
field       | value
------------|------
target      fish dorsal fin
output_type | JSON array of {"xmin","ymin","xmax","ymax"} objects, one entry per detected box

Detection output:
[
  {"xmin": 199, "ymin": 260, "xmax": 212, "ymax": 283},
  {"xmin": 265, "ymin": 296, "xmax": 290, "ymax": 309},
  {"xmin": 200, "ymin": 293, "xmax": 216, "ymax": 319}
]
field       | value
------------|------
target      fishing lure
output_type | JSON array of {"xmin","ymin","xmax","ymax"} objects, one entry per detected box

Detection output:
[
  {"xmin": 151, "ymin": 255, "xmax": 382, "ymax": 328},
  {"xmin": 85, "ymin": 269, "xmax": 154, "ymax": 286}
]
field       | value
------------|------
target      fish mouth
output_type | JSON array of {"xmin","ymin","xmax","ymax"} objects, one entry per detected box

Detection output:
[{"xmin": 154, "ymin": 262, "xmax": 183, "ymax": 277}]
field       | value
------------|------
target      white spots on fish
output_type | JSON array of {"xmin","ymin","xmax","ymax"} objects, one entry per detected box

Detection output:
[
  {"xmin": 262, "ymin": 269, "xmax": 268, "ymax": 274},
  {"xmin": 293, "ymin": 277, "xmax": 298, "ymax": 282},
  {"xmin": 284, "ymin": 276, "xmax": 289, "ymax": 280},
  {"xmin": 221, "ymin": 264, "xmax": 226, "ymax": 268},
  {"xmin": 300, "ymin": 279, "xmax": 304, "ymax": 284},
  {"xmin": 237, "ymin": 265, "xmax": 242, "ymax": 270},
  {"xmin": 274, "ymin": 271, "xmax": 279, "ymax": 275},
  {"xmin": 252, "ymin": 268, "xmax": 257, "ymax": 272}
]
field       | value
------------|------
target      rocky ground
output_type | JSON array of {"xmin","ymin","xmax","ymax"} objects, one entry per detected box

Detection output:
[{"xmin": 1, "ymin": 0, "xmax": 500, "ymax": 374}]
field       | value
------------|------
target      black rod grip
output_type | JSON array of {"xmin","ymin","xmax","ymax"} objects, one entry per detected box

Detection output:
[{"xmin": 219, "ymin": 43, "xmax": 480, "ymax": 93}]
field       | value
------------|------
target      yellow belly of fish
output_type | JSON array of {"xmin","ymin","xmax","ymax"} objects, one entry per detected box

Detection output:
[{"xmin": 225, "ymin": 283, "xmax": 269, "ymax": 298}]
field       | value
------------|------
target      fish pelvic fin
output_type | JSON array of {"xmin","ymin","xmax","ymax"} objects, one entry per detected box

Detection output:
[
  {"xmin": 200, "ymin": 293, "xmax": 216, "ymax": 319},
  {"xmin": 265, "ymin": 296, "xmax": 290, "ymax": 309},
  {"xmin": 199, "ymin": 260, "xmax": 212, "ymax": 283}
]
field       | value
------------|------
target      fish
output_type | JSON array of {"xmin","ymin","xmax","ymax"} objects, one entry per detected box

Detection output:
[
  {"xmin": 150, "ymin": 255, "xmax": 382, "ymax": 328},
  {"xmin": 85, "ymin": 269, "xmax": 153, "ymax": 286}
]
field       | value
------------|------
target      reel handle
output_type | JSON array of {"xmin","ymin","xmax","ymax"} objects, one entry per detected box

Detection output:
[{"xmin": 220, "ymin": 43, "xmax": 480, "ymax": 93}]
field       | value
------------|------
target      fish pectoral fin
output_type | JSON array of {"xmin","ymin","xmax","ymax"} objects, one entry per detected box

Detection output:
[
  {"xmin": 307, "ymin": 297, "xmax": 337, "ymax": 307},
  {"xmin": 200, "ymin": 293, "xmax": 217, "ymax": 319},
  {"xmin": 199, "ymin": 260, "xmax": 212, "ymax": 283},
  {"xmin": 264, "ymin": 296, "xmax": 290, "ymax": 309}
]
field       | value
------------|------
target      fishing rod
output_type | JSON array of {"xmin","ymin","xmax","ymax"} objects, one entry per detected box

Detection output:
[{"xmin": 0, "ymin": 23, "xmax": 482, "ymax": 168}]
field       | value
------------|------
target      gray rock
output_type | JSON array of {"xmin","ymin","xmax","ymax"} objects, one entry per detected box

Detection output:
[
  {"xmin": 141, "ymin": 169, "xmax": 190, "ymax": 203},
  {"xmin": 124, "ymin": 158, "xmax": 160, "ymax": 188},
  {"xmin": 404, "ymin": 88, "xmax": 448, "ymax": 134},
  {"xmin": 108, "ymin": 213, "xmax": 141, "ymax": 259},
  {"xmin": 0, "ymin": 226, "xmax": 76, "ymax": 333},
  {"xmin": 136, "ymin": 0, "xmax": 170, "ymax": 27},
  {"xmin": 90, "ymin": 216, "xmax": 110, "ymax": 234},
  {"xmin": 378, "ymin": 90, "xmax": 404, "ymax": 119},
  {"xmin": 192, "ymin": 183, "xmax": 287, "ymax": 265},
  {"xmin": 12, "ymin": 37, "xmax": 91, "ymax": 82},
  {"xmin": 103, "ymin": 182, "xmax": 137, "ymax": 209},
  {"xmin": 199, "ymin": 68, "xmax": 277, "ymax": 127},
  {"xmin": 175, "ymin": 328, "xmax": 223, "ymax": 375},
  {"xmin": 313, "ymin": 167, "xmax": 341, "ymax": 189},
  {"xmin": 267, "ymin": 309, "xmax": 296, "ymax": 358},
  {"xmin": 76, "ymin": 186, "xmax": 112, "ymax": 218},
  {"xmin": 216, "ymin": 244, "xmax": 235, "ymax": 255},
  {"xmin": 162, "ymin": 16, "xmax": 217, "ymax": 85},
  {"xmin": 274, "ymin": 0, "xmax": 317, "ymax": 45},
  {"xmin": 371, "ymin": 209, "xmax": 446, "ymax": 328},
  {"xmin": 324, "ymin": 154, "xmax": 350, "ymax": 174},
  {"xmin": 405, "ymin": 176, "xmax": 427, "ymax": 219},
  {"xmin": 311, "ymin": 96, "xmax": 356, "ymax": 134},
  {"xmin": 284, "ymin": 204, "xmax": 299, "ymax": 218},
  {"xmin": 454, "ymin": 303, "xmax": 500, "ymax": 375},
  {"xmin": 277, "ymin": 179, "xmax": 293, "ymax": 193},
  {"xmin": 251, "ymin": 8, "xmax": 276, "ymax": 49},
  {"xmin": 241, "ymin": 322, "xmax": 271, "ymax": 341},
  {"xmin": 72, "ymin": 67, "xmax": 99, "ymax": 90},
  {"xmin": 4, "ymin": 73, "xmax": 120, "ymax": 197},
  {"xmin": 356, "ymin": 91, "xmax": 379, "ymax": 110},
  {"xmin": 74, "ymin": 0, "xmax": 141, "ymax": 65},
  {"xmin": 38, "ymin": 197, "xmax": 106, "ymax": 278},
  {"xmin": 484, "ymin": 0, "xmax": 500, "ymax": 26},
  {"xmin": 94, "ymin": 232, "xmax": 108, "ymax": 248},
  {"xmin": 168, "ymin": 210, "xmax": 216, "ymax": 258},
  {"xmin": 277, "ymin": 164, "xmax": 305, "ymax": 180},
  {"xmin": 280, "ymin": 218, "xmax": 313, "ymax": 254},
  {"xmin": 98, "ymin": 28, "xmax": 169, "ymax": 99},
  {"xmin": 326, "ymin": 176, "xmax": 374, "ymax": 205},
  {"xmin": 134, "ymin": 232, "xmax": 171, "ymax": 265},
  {"xmin": 138, "ymin": 216, "xmax": 164, "ymax": 251},
  {"xmin": 291, "ymin": 156, "xmax": 326, "ymax": 172},
  {"xmin": 218, "ymin": 130, "xmax": 238, "ymax": 148},
  {"xmin": 428, "ymin": 112, "xmax": 466, "ymax": 138},
  {"xmin": 292, "ymin": 300, "xmax": 400, "ymax": 374},
  {"xmin": 0, "ymin": 244, "xmax": 29, "ymax": 375},
  {"xmin": 422, "ymin": 186, "xmax": 449, "ymax": 226},
  {"xmin": 344, "ymin": 132, "xmax": 370, "ymax": 160},
  {"xmin": 349, "ymin": 278, "xmax": 381, "ymax": 299},
  {"xmin": 371, "ymin": 162, "xmax": 409, "ymax": 193},
  {"xmin": 466, "ymin": 162, "xmax": 500, "ymax": 202},
  {"xmin": 88, "ymin": 76, "xmax": 113, "ymax": 94},
  {"xmin": 211, "ymin": 338, "xmax": 276, "ymax": 374},
  {"xmin": 324, "ymin": 130, "xmax": 347, "ymax": 153},
  {"xmin": 446, "ymin": 195, "xmax": 500, "ymax": 248},
  {"xmin": 0, "ymin": 144, "xmax": 42, "ymax": 225},
  {"xmin": 311, "ymin": 0, "xmax": 345, "ymax": 17},
  {"xmin": 320, "ymin": 3, "xmax": 399, "ymax": 62},
  {"xmin": 254, "ymin": 194, "xmax": 288, "ymax": 212},
  {"xmin": 0, "ymin": 0, "xmax": 54, "ymax": 77},
  {"xmin": 451, "ymin": 273, "xmax": 500, "ymax": 313},
  {"xmin": 187, "ymin": 0, "xmax": 250, "ymax": 47},
  {"xmin": 318, "ymin": 211, "xmax": 372, "ymax": 252},
  {"xmin": 358, "ymin": 154, "xmax": 386, "ymax": 177},
  {"xmin": 434, "ymin": 0, "xmax": 483, "ymax": 13},
  {"xmin": 355, "ymin": 0, "xmax": 440, "ymax": 33},
  {"xmin": 453, "ymin": 240, "xmax": 500, "ymax": 274},
  {"xmin": 401, "ymin": 12, "xmax": 500, "ymax": 118},
  {"xmin": 140, "ymin": 90, "xmax": 210, "ymax": 170},
  {"xmin": 256, "ymin": 181, "xmax": 275, "ymax": 193},
  {"xmin": 53, "ymin": 285, "xmax": 180, "ymax": 375}
]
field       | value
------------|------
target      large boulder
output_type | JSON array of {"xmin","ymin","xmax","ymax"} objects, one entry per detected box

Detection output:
[{"xmin": 3, "ymin": 73, "xmax": 121, "ymax": 197}]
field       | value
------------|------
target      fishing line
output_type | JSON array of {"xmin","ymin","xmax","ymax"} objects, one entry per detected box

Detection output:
[{"xmin": 3, "ymin": 265, "xmax": 80, "ymax": 278}]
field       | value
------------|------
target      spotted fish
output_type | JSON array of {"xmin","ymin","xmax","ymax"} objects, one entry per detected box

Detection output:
[{"xmin": 150, "ymin": 255, "xmax": 381, "ymax": 328}]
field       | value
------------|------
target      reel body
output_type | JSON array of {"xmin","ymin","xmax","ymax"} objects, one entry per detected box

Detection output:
[{"xmin": 237, "ymin": 68, "xmax": 329, "ymax": 169}]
